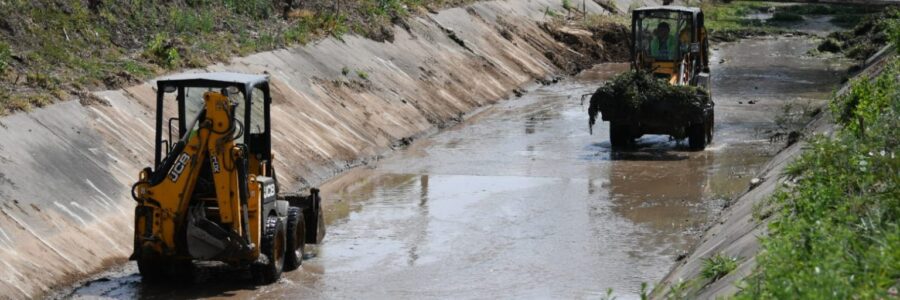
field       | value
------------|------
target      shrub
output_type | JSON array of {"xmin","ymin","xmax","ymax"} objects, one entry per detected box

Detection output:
[{"xmin": 890, "ymin": 18, "xmax": 900, "ymax": 49}]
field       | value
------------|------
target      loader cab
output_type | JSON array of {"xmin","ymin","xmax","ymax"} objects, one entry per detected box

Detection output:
[
  {"xmin": 632, "ymin": 6, "xmax": 709, "ymax": 86},
  {"xmin": 153, "ymin": 73, "xmax": 274, "ymax": 179}
]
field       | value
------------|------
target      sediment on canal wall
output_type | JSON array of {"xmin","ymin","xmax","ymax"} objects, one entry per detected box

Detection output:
[
  {"xmin": 652, "ymin": 45, "xmax": 897, "ymax": 299},
  {"xmin": 0, "ymin": 0, "xmax": 673, "ymax": 297}
]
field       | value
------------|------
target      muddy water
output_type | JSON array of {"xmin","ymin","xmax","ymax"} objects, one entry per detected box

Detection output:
[{"xmin": 65, "ymin": 35, "xmax": 849, "ymax": 299}]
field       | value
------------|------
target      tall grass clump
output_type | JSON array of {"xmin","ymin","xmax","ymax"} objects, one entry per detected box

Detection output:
[{"xmin": 701, "ymin": 253, "xmax": 739, "ymax": 281}]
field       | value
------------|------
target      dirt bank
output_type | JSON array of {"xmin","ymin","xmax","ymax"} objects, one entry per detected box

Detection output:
[
  {"xmin": 0, "ymin": 0, "xmax": 672, "ymax": 297},
  {"xmin": 651, "ymin": 44, "xmax": 894, "ymax": 299}
]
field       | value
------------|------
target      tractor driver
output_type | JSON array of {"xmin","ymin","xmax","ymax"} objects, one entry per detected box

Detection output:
[{"xmin": 650, "ymin": 22, "xmax": 677, "ymax": 61}]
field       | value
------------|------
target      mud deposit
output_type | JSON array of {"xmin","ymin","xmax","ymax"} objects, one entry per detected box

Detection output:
[{"xmin": 65, "ymin": 31, "xmax": 849, "ymax": 299}]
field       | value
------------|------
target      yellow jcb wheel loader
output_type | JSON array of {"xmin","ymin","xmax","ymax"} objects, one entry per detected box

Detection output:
[{"xmin": 130, "ymin": 73, "xmax": 325, "ymax": 283}]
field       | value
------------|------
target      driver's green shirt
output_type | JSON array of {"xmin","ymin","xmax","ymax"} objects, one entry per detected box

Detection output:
[{"xmin": 650, "ymin": 37, "xmax": 678, "ymax": 61}]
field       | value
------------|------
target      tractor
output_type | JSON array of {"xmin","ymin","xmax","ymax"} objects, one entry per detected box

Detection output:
[{"xmin": 594, "ymin": 6, "xmax": 714, "ymax": 150}]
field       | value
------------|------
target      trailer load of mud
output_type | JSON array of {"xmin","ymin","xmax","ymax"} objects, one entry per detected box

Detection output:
[{"xmin": 587, "ymin": 70, "xmax": 711, "ymax": 133}]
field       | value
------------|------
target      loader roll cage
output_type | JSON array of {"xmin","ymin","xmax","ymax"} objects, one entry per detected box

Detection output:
[
  {"xmin": 631, "ymin": 6, "xmax": 704, "ymax": 61},
  {"xmin": 631, "ymin": 6, "xmax": 708, "ymax": 84},
  {"xmin": 153, "ymin": 72, "xmax": 273, "ymax": 176}
]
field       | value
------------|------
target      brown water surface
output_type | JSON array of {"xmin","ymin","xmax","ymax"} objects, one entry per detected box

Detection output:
[{"xmin": 65, "ymin": 34, "xmax": 850, "ymax": 299}]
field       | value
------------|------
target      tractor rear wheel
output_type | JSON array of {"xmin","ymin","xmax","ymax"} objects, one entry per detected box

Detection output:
[
  {"xmin": 688, "ymin": 123, "xmax": 707, "ymax": 150},
  {"xmin": 609, "ymin": 122, "xmax": 632, "ymax": 149},
  {"xmin": 284, "ymin": 207, "xmax": 306, "ymax": 271},
  {"xmin": 255, "ymin": 215, "xmax": 286, "ymax": 284}
]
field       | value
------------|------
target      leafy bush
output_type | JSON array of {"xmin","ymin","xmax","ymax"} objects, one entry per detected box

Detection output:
[
  {"xmin": 738, "ymin": 58, "xmax": 900, "ymax": 299},
  {"xmin": 831, "ymin": 60, "xmax": 897, "ymax": 133}
]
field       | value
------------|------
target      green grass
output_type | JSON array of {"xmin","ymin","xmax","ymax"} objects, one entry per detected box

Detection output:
[
  {"xmin": 0, "ymin": 0, "xmax": 478, "ymax": 115},
  {"xmin": 701, "ymin": 253, "xmax": 739, "ymax": 281},
  {"xmin": 735, "ymin": 22, "xmax": 900, "ymax": 298}
]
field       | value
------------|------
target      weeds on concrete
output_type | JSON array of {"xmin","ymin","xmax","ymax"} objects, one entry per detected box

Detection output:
[
  {"xmin": 356, "ymin": 70, "xmax": 370, "ymax": 80},
  {"xmin": 664, "ymin": 279, "xmax": 691, "ymax": 300},
  {"xmin": 769, "ymin": 101, "xmax": 819, "ymax": 147},
  {"xmin": 562, "ymin": 0, "xmax": 574, "ymax": 12},
  {"xmin": 701, "ymin": 253, "xmax": 739, "ymax": 281}
]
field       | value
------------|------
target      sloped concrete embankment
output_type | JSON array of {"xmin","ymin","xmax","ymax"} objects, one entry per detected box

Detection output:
[
  {"xmin": 652, "ymin": 45, "xmax": 897, "ymax": 299},
  {"xmin": 0, "ymin": 0, "xmax": 659, "ymax": 297}
]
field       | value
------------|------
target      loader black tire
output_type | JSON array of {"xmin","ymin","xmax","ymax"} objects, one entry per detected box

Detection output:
[
  {"xmin": 172, "ymin": 259, "xmax": 194, "ymax": 282},
  {"xmin": 255, "ymin": 215, "xmax": 286, "ymax": 284},
  {"xmin": 609, "ymin": 122, "xmax": 632, "ymax": 150},
  {"xmin": 284, "ymin": 207, "xmax": 305, "ymax": 271},
  {"xmin": 137, "ymin": 258, "xmax": 165, "ymax": 283},
  {"xmin": 689, "ymin": 122, "xmax": 707, "ymax": 151}
]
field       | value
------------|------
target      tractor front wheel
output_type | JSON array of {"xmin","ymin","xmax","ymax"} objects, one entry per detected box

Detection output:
[
  {"xmin": 688, "ymin": 122, "xmax": 707, "ymax": 150},
  {"xmin": 609, "ymin": 122, "xmax": 632, "ymax": 150}
]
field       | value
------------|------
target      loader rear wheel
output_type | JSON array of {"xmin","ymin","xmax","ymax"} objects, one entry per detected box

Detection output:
[
  {"xmin": 689, "ymin": 123, "xmax": 707, "ymax": 150},
  {"xmin": 284, "ymin": 207, "xmax": 306, "ymax": 271},
  {"xmin": 255, "ymin": 215, "xmax": 286, "ymax": 284},
  {"xmin": 609, "ymin": 122, "xmax": 632, "ymax": 149}
]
